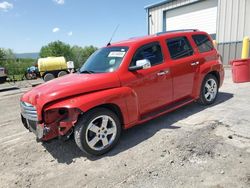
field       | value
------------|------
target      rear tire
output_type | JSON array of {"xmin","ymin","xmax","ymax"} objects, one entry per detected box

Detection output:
[
  {"xmin": 74, "ymin": 108, "xmax": 121, "ymax": 156},
  {"xmin": 43, "ymin": 73, "xmax": 55, "ymax": 82},
  {"xmin": 198, "ymin": 74, "xmax": 218, "ymax": 105},
  {"xmin": 58, "ymin": 71, "xmax": 68, "ymax": 77}
]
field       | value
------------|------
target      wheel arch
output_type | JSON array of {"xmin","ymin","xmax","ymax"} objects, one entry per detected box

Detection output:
[
  {"xmin": 207, "ymin": 71, "xmax": 220, "ymax": 86},
  {"xmin": 194, "ymin": 67, "xmax": 221, "ymax": 99},
  {"xmin": 199, "ymin": 62, "xmax": 224, "ymax": 88},
  {"xmin": 85, "ymin": 103, "xmax": 125, "ymax": 128}
]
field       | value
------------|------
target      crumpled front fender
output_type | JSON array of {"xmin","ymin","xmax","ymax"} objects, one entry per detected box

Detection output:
[{"xmin": 43, "ymin": 87, "xmax": 139, "ymax": 128}]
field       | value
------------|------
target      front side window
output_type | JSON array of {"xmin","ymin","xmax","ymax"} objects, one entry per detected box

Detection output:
[
  {"xmin": 166, "ymin": 37, "xmax": 194, "ymax": 60},
  {"xmin": 130, "ymin": 42, "xmax": 163, "ymax": 67},
  {"xmin": 192, "ymin": 34, "xmax": 214, "ymax": 53},
  {"xmin": 80, "ymin": 46, "xmax": 128, "ymax": 73}
]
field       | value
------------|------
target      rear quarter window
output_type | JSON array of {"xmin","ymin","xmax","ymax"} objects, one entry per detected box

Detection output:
[
  {"xmin": 166, "ymin": 37, "xmax": 194, "ymax": 60},
  {"xmin": 192, "ymin": 34, "xmax": 214, "ymax": 53}
]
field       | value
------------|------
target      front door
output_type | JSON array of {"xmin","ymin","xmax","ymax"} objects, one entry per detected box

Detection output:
[{"xmin": 122, "ymin": 42, "xmax": 172, "ymax": 115}]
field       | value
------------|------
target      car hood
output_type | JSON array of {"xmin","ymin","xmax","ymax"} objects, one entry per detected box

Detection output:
[{"xmin": 21, "ymin": 72, "xmax": 121, "ymax": 108}]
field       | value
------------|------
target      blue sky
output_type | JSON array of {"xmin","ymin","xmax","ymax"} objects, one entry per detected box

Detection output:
[{"xmin": 0, "ymin": 0, "xmax": 157, "ymax": 53}]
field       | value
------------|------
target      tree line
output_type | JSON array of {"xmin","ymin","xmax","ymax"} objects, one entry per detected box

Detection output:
[
  {"xmin": 0, "ymin": 48, "xmax": 34, "ymax": 76},
  {"xmin": 0, "ymin": 41, "xmax": 98, "ymax": 76},
  {"xmin": 39, "ymin": 41, "xmax": 98, "ymax": 69}
]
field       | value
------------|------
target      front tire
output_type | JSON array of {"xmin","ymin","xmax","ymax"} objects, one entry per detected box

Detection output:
[
  {"xmin": 198, "ymin": 74, "xmax": 218, "ymax": 105},
  {"xmin": 74, "ymin": 108, "xmax": 121, "ymax": 156}
]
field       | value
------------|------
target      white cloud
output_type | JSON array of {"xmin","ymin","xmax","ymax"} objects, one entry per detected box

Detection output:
[
  {"xmin": 53, "ymin": 0, "xmax": 64, "ymax": 5},
  {"xmin": 52, "ymin": 27, "xmax": 60, "ymax": 33},
  {"xmin": 0, "ymin": 1, "xmax": 13, "ymax": 12},
  {"xmin": 67, "ymin": 31, "xmax": 73, "ymax": 36}
]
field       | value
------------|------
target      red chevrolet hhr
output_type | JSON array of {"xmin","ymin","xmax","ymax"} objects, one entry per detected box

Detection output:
[{"xmin": 21, "ymin": 30, "xmax": 224, "ymax": 155}]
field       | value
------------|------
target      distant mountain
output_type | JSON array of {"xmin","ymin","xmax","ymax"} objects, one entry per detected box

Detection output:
[{"xmin": 15, "ymin": 52, "xmax": 39, "ymax": 59}]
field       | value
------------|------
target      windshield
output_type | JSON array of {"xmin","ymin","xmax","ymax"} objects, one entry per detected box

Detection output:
[{"xmin": 80, "ymin": 46, "xmax": 129, "ymax": 73}]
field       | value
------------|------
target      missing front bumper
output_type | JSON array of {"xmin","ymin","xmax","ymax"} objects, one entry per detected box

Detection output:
[{"xmin": 21, "ymin": 114, "xmax": 50, "ymax": 140}]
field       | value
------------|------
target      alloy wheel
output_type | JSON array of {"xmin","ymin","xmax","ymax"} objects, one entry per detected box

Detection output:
[
  {"xmin": 85, "ymin": 115, "xmax": 117, "ymax": 151},
  {"xmin": 204, "ymin": 78, "xmax": 218, "ymax": 102}
]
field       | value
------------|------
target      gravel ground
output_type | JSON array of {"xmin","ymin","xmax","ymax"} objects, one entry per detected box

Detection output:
[{"xmin": 0, "ymin": 69, "xmax": 249, "ymax": 188}]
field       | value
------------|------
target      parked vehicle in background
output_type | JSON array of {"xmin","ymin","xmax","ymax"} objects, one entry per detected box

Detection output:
[
  {"xmin": 0, "ymin": 67, "xmax": 7, "ymax": 84},
  {"xmin": 20, "ymin": 30, "xmax": 224, "ymax": 156},
  {"xmin": 25, "ymin": 66, "xmax": 39, "ymax": 80},
  {"xmin": 38, "ymin": 57, "xmax": 74, "ymax": 82}
]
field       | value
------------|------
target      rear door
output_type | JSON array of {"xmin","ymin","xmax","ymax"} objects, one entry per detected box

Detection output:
[{"xmin": 166, "ymin": 36, "xmax": 199, "ymax": 100}]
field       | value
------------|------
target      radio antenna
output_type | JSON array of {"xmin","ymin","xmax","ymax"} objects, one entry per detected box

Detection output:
[{"xmin": 107, "ymin": 24, "xmax": 119, "ymax": 46}]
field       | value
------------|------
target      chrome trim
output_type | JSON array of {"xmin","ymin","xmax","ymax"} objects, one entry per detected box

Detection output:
[
  {"xmin": 191, "ymin": 61, "xmax": 200, "ymax": 66},
  {"xmin": 20, "ymin": 101, "xmax": 38, "ymax": 121},
  {"xmin": 157, "ymin": 69, "xmax": 170, "ymax": 76}
]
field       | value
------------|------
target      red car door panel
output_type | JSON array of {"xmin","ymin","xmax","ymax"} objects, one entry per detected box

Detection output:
[
  {"xmin": 165, "ymin": 36, "xmax": 199, "ymax": 100},
  {"xmin": 121, "ymin": 42, "xmax": 173, "ymax": 116},
  {"xmin": 126, "ymin": 63, "xmax": 172, "ymax": 115},
  {"xmin": 170, "ymin": 56, "xmax": 199, "ymax": 100}
]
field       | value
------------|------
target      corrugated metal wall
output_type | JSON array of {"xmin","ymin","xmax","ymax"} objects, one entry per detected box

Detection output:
[
  {"xmin": 216, "ymin": 0, "xmax": 250, "ymax": 43},
  {"xmin": 148, "ymin": 0, "xmax": 201, "ymax": 35},
  {"xmin": 217, "ymin": 42, "xmax": 242, "ymax": 64},
  {"xmin": 147, "ymin": 0, "xmax": 250, "ymax": 64},
  {"xmin": 216, "ymin": 0, "xmax": 250, "ymax": 64}
]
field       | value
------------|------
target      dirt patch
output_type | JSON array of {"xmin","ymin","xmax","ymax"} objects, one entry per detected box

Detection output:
[{"xmin": 175, "ymin": 121, "xmax": 224, "ymax": 163}]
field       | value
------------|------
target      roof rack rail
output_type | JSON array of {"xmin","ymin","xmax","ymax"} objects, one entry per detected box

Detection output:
[{"xmin": 156, "ymin": 29, "xmax": 198, "ymax": 36}]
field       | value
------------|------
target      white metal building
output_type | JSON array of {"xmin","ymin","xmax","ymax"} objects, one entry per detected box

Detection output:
[{"xmin": 145, "ymin": 0, "xmax": 250, "ymax": 63}]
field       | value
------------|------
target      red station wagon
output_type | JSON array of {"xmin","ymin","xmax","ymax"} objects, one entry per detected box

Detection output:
[{"xmin": 20, "ymin": 30, "xmax": 224, "ymax": 155}]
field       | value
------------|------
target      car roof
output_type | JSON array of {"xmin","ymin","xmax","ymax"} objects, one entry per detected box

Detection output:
[{"xmin": 110, "ymin": 29, "xmax": 208, "ymax": 47}]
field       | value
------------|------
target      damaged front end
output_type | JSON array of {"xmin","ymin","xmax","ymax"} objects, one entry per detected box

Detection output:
[{"xmin": 21, "ymin": 101, "xmax": 81, "ymax": 141}]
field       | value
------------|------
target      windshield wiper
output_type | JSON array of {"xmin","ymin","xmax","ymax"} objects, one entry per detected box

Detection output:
[{"xmin": 80, "ymin": 70, "xmax": 95, "ymax": 74}]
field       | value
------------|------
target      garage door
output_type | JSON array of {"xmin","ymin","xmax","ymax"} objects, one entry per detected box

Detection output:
[{"xmin": 165, "ymin": 0, "xmax": 218, "ymax": 35}]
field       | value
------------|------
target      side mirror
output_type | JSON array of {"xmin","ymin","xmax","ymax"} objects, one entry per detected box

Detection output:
[{"xmin": 129, "ymin": 59, "xmax": 151, "ymax": 71}]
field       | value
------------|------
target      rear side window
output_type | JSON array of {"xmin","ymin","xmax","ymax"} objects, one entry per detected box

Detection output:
[
  {"xmin": 131, "ymin": 42, "xmax": 163, "ymax": 67},
  {"xmin": 166, "ymin": 37, "xmax": 194, "ymax": 60},
  {"xmin": 192, "ymin": 34, "xmax": 214, "ymax": 53}
]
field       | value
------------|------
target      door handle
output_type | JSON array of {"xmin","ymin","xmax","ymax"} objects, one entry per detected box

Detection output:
[
  {"xmin": 157, "ymin": 70, "xmax": 170, "ymax": 76},
  {"xmin": 191, "ymin": 61, "xmax": 200, "ymax": 66}
]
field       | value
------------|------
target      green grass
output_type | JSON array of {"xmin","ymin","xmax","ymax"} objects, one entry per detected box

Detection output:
[{"xmin": 7, "ymin": 74, "xmax": 25, "ymax": 81}]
